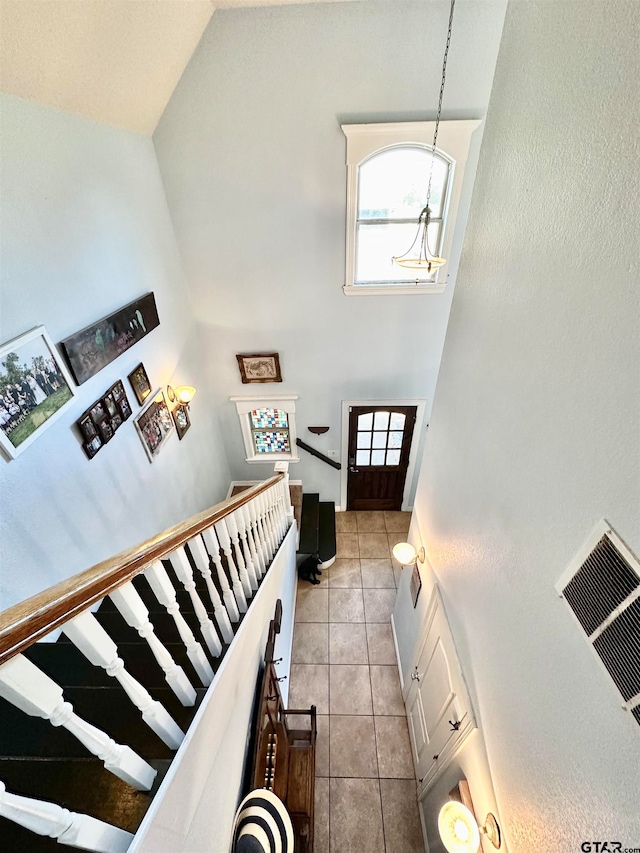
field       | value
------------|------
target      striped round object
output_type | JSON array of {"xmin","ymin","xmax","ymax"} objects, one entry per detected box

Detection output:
[{"xmin": 231, "ymin": 788, "xmax": 294, "ymax": 853}]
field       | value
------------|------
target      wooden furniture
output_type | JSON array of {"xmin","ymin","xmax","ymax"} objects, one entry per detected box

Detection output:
[{"xmin": 251, "ymin": 607, "xmax": 316, "ymax": 853}]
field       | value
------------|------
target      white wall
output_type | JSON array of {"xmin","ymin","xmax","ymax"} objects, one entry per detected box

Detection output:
[
  {"xmin": 404, "ymin": 0, "xmax": 640, "ymax": 850},
  {"xmin": 152, "ymin": 0, "xmax": 506, "ymax": 505},
  {"xmin": 0, "ymin": 94, "xmax": 232, "ymax": 611}
]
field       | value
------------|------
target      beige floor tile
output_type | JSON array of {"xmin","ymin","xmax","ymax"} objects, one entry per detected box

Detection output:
[
  {"xmin": 315, "ymin": 714, "xmax": 329, "ymax": 777},
  {"xmin": 356, "ymin": 511, "xmax": 386, "ymax": 532},
  {"xmin": 383, "ymin": 511, "xmax": 411, "ymax": 533},
  {"xmin": 328, "ymin": 558, "xmax": 362, "ymax": 588},
  {"xmin": 330, "ymin": 778, "xmax": 385, "ymax": 853},
  {"xmin": 295, "ymin": 586, "xmax": 328, "ymax": 622},
  {"xmin": 360, "ymin": 557, "xmax": 395, "ymax": 588},
  {"xmin": 336, "ymin": 533, "xmax": 359, "ymax": 558},
  {"xmin": 359, "ymin": 533, "xmax": 391, "ymax": 558},
  {"xmin": 329, "ymin": 715, "xmax": 378, "ymax": 777},
  {"xmin": 380, "ymin": 779, "xmax": 424, "ymax": 852},
  {"xmin": 292, "ymin": 622, "xmax": 329, "ymax": 664},
  {"xmin": 363, "ymin": 588, "xmax": 397, "ymax": 623},
  {"xmin": 329, "ymin": 622, "xmax": 368, "ymax": 664},
  {"xmin": 370, "ymin": 665, "xmax": 405, "ymax": 715},
  {"xmin": 374, "ymin": 716, "xmax": 415, "ymax": 778},
  {"xmin": 329, "ymin": 664, "xmax": 373, "ymax": 715},
  {"xmin": 329, "ymin": 588, "xmax": 365, "ymax": 623},
  {"xmin": 314, "ymin": 777, "xmax": 330, "ymax": 853},
  {"xmin": 288, "ymin": 664, "xmax": 329, "ymax": 714},
  {"xmin": 366, "ymin": 623, "xmax": 397, "ymax": 665},
  {"xmin": 335, "ymin": 511, "xmax": 358, "ymax": 533}
]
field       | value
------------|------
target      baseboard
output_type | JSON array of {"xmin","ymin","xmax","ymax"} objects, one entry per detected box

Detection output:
[{"xmin": 390, "ymin": 612, "xmax": 404, "ymax": 692}]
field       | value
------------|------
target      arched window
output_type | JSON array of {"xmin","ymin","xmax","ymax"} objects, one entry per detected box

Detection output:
[
  {"xmin": 342, "ymin": 120, "xmax": 481, "ymax": 296},
  {"xmin": 356, "ymin": 145, "xmax": 450, "ymax": 286}
]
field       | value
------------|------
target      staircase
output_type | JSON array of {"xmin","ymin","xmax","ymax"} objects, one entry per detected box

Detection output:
[
  {"xmin": 297, "ymin": 493, "xmax": 336, "ymax": 569},
  {"xmin": 0, "ymin": 473, "xmax": 297, "ymax": 853}
]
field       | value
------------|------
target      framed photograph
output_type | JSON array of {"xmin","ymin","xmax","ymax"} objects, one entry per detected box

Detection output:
[
  {"xmin": 172, "ymin": 404, "xmax": 191, "ymax": 440},
  {"xmin": 83, "ymin": 434, "xmax": 103, "ymax": 459},
  {"xmin": 111, "ymin": 380, "xmax": 125, "ymax": 403},
  {"xmin": 119, "ymin": 397, "xmax": 132, "ymax": 421},
  {"xmin": 90, "ymin": 401, "xmax": 106, "ymax": 422},
  {"xmin": 134, "ymin": 389, "xmax": 175, "ymax": 462},
  {"xmin": 103, "ymin": 392, "xmax": 117, "ymax": 419},
  {"xmin": 128, "ymin": 362, "xmax": 152, "ymax": 406},
  {"xmin": 111, "ymin": 413, "xmax": 123, "ymax": 432},
  {"xmin": 98, "ymin": 419, "xmax": 114, "ymax": 444},
  {"xmin": 0, "ymin": 325, "xmax": 77, "ymax": 460},
  {"xmin": 78, "ymin": 413, "xmax": 97, "ymax": 441},
  {"xmin": 236, "ymin": 352, "xmax": 282, "ymax": 384},
  {"xmin": 59, "ymin": 292, "xmax": 160, "ymax": 385}
]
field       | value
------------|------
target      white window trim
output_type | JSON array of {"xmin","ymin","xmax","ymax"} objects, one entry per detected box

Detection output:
[
  {"xmin": 342, "ymin": 120, "xmax": 481, "ymax": 296},
  {"xmin": 230, "ymin": 394, "xmax": 300, "ymax": 464}
]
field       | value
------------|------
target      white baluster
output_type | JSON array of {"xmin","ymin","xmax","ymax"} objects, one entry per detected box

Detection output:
[
  {"xmin": 275, "ymin": 480, "xmax": 287, "ymax": 539},
  {"xmin": 0, "ymin": 655, "xmax": 156, "ymax": 791},
  {"xmin": 214, "ymin": 519, "xmax": 248, "ymax": 614},
  {"xmin": 226, "ymin": 511, "xmax": 256, "ymax": 595},
  {"xmin": 187, "ymin": 535, "xmax": 234, "ymax": 643},
  {"xmin": 240, "ymin": 503, "xmax": 264, "ymax": 580},
  {"xmin": 247, "ymin": 498, "xmax": 269, "ymax": 571},
  {"xmin": 63, "ymin": 611, "xmax": 184, "ymax": 749},
  {"xmin": 109, "ymin": 581, "xmax": 196, "ymax": 706},
  {"xmin": 266, "ymin": 487, "xmax": 282, "ymax": 549},
  {"xmin": 232, "ymin": 508, "xmax": 259, "ymax": 591},
  {"xmin": 144, "ymin": 560, "xmax": 214, "ymax": 686},
  {"xmin": 169, "ymin": 548, "xmax": 223, "ymax": 657},
  {"xmin": 0, "ymin": 781, "xmax": 133, "ymax": 853},
  {"xmin": 201, "ymin": 527, "xmax": 240, "ymax": 623},
  {"xmin": 258, "ymin": 491, "xmax": 276, "ymax": 557}
]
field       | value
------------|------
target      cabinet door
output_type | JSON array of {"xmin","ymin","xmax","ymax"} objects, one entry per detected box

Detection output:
[{"xmin": 404, "ymin": 586, "xmax": 476, "ymax": 791}]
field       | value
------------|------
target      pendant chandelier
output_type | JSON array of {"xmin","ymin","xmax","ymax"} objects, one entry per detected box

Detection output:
[{"xmin": 393, "ymin": 0, "xmax": 457, "ymax": 274}]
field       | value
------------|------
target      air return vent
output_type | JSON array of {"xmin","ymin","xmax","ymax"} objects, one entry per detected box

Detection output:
[{"xmin": 556, "ymin": 520, "xmax": 640, "ymax": 726}]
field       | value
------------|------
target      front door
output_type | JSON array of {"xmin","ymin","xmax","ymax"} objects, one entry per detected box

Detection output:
[{"xmin": 347, "ymin": 405, "xmax": 416, "ymax": 511}]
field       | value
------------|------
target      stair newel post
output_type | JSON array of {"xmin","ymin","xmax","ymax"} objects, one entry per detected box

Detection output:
[
  {"xmin": 247, "ymin": 497, "xmax": 269, "ymax": 569},
  {"xmin": 63, "ymin": 611, "xmax": 185, "ymax": 749},
  {"xmin": 169, "ymin": 547, "xmax": 223, "ymax": 657},
  {"xmin": 274, "ymin": 461, "xmax": 295, "ymax": 525},
  {"xmin": 228, "ymin": 509, "xmax": 258, "ymax": 592},
  {"xmin": 240, "ymin": 503, "xmax": 264, "ymax": 580},
  {"xmin": 187, "ymin": 535, "xmax": 234, "ymax": 643},
  {"xmin": 0, "ymin": 781, "xmax": 134, "ymax": 853},
  {"xmin": 144, "ymin": 560, "xmax": 214, "ymax": 686},
  {"xmin": 201, "ymin": 526, "xmax": 241, "ymax": 623},
  {"xmin": 109, "ymin": 581, "xmax": 197, "ymax": 706},
  {"xmin": 0, "ymin": 654, "xmax": 157, "ymax": 791},
  {"xmin": 213, "ymin": 519, "xmax": 248, "ymax": 613}
]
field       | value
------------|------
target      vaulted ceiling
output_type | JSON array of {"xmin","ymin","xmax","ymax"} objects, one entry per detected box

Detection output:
[{"xmin": 0, "ymin": 0, "xmax": 364, "ymax": 135}]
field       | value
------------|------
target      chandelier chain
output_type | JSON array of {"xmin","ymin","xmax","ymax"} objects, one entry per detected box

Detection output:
[{"xmin": 425, "ymin": 0, "xmax": 456, "ymax": 212}]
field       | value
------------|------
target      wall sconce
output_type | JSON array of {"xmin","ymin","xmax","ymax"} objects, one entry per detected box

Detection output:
[
  {"xmin": 438, "ymin": 781, "xmax": 502, "ymax": 851},
  {"xmin": 167, "ymin": 385, "xmax": 197, "ymax": 407},
  {"xmin": 392, "ymin": 542, "xmax": 425, "ymax": 566}
]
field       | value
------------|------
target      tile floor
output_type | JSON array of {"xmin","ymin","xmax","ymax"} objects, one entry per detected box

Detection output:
[{"xmin": 289, "ymin": 511, "xmax": 424, "ymax": 853}]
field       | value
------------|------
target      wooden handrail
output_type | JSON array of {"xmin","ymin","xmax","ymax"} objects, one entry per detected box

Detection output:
[
  {"xmin": 296, "ymin": 438, "xmax": 341, "ymax": 470},
  {"xmin": 0, "ymin": 474, "xmax": 284, "ymax": 665}
]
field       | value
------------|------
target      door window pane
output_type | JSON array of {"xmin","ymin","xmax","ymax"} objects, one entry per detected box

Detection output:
[
  {"xmin": 372, "ymin": 431, "xmax": 387, "ymax": 449},
  {"xmin": 388, "ymin": 431, "xmax": 404, "ymax": 449},
  {"xmin": 358, "ymin": 412, "xmax": 373, "ymax": 430},
  {"xmin": 357, "ymin": 431, "xmax": 372, "ymax": 449},
  {"xmin": 356, "ymin": 450, "xmax": 371, "ymax": 466},
  {"xmin": 374, "ymin": 411, "xmax": 390, "ymax": 430},
  {"xmin": 390, "ymin": 412, "xmax": 406, "ymax": 430},
  {"xmin": 371, "ymin": 449, "xmax": 386, "ymax": 465},
  {"xmin": 386, "ymin": 449, "xmax": 401, "ymax": 465}
]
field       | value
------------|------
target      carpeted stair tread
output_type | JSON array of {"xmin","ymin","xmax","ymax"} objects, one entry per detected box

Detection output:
[
  {"xmin": 298, "ymin": 493, "xmax": 319, "ymax": 555},
  {"xmin": 318, "ymin": 502, "xmax": 337, "ymax": 563}
]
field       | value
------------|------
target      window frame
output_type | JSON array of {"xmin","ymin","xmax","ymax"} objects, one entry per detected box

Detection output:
[
  {"xmin": 342, "ymin": 120, "xmax": 481, "ymax": 296},
  {"xmin": 230, "ymin": 394, "xmax": 300, "ymax": 464}
]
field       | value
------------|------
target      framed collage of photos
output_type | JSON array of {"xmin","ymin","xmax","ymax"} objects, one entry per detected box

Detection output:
[
  {"xmin": 134, "ymin": 389, "xmax": 175, "ymax": 462},
  {"xmin": 77, "ymin": 379, "xmax": 132, "ymax": 459}
]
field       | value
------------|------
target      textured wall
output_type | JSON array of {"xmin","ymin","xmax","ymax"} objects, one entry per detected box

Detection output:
[
  {"xmin": 153, "ymin": 0, "xmax": 506, "ymax": 506},
  {"xmin": 409, "ymin": 0, "xmax": 640, "ymax": 850},
  {"xmin": 0, "ymin": 95, "xmax": 232, "ymax": 610}
]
